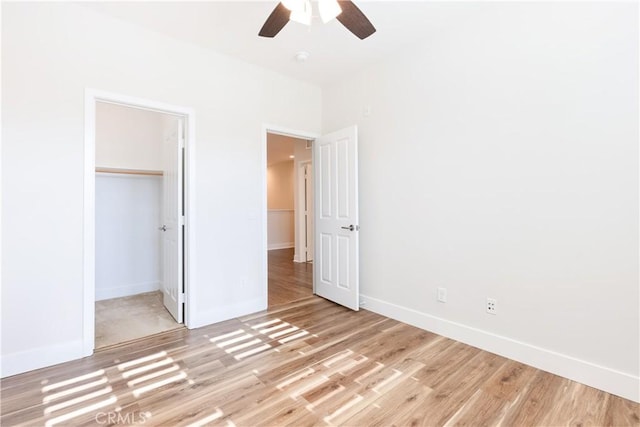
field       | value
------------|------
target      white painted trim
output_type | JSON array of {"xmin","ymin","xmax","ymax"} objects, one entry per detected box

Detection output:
[
  {"xmin": 264, "ymin": 125, "xmax": 320, "ymax": 141},
  {"xmin": 360, "ymin": 293, "xmax": 640, "ymax": 403},
  {"xmin": 83, "ymin": 91, "xmax": 96, "ymax": 357},
  {"xmin": 184, "ymin": 107, "xmax": 197, "ymax": 331},
  {"xmin": 1, "ymin": 340, "xmax": 85, "ymax": 378},
  {"xmin": 268, "ymin": 243, "xmax": 295, "ymax": 250},
  {"xmin": 84, "ymin": 88, "xmax": 197, "ymax": 360},
  {"xmin": 189, "ymin": 298, "xmax": 264, "ymax": 329},
  {"xmin": 95, "ymin": 172, "xmax": 163, "ymax": 180},
  {"xmin": 95, "ymin": 281, "xmax": 161, "ymax": 301},
  {"xmin": 262, "ymin": 125, "xmax": 320, "ymax": 305},
  {"xmin": 295, "ymin": 160, "xmax": 312, "ymax": 264}
]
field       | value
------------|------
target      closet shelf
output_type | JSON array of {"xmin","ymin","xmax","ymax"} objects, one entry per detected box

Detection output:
[{"xmin": 95, "ymin": 167, "xmax": 163, "ymax": 176}]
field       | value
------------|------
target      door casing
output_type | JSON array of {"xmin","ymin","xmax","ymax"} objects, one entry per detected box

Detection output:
[
  {"xmin": 295, "ymin": 160, "xmax": 313, "ymax": 263},
  {"xmin": 83, "ymin": 89, "xmax": 196, "ymax": 356}
]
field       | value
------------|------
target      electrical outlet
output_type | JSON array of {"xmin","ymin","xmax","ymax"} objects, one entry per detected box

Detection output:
[
  {"xmin": 486, "ymin": 298, "xmax": 497, "ymax": 315},
  {"xmin": 437, "ymin": 287, "xmax": 447, "ymax": 303}
]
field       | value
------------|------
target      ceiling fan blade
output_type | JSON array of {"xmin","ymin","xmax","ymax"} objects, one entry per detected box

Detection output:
[
  {"xmin": 336, "ymin": 1, "xmax": 376, "ymax": 40},
  {"xmin": 259, "ymin": 2, "xmax": 290, "ymax": 38}
]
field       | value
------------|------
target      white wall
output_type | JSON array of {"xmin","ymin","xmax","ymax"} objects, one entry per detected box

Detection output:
[
  {"xmin": 267, "ymin": 160, "xmax": 295, "ymax": 250},
  {"xmin": 267, "ymin": 160, "xmax": 294, "ymax": 210},
  {"xmin": 323, "ymin": 2, "xmax": 639, "ymax": 401},
  {"xmin": 1, "ymin": 2, "xmax": 321, "ymax": 376},
  {"xmin": 267, "ymin": 210, "xmax": 294, "ymax": 250},
  {"xmin": 96, "ymin": 102, "xmax": 164, "ymax": 171},
  {"xmin": 95, "ymin": 174, "xmax": 161, "ymax": 300}
]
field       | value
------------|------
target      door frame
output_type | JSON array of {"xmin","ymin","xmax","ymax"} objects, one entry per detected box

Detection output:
[
  {"xmin": 83, "ymin": 88, "xmax": 197, "ymax": 356},
  {"xmin": 262, "ymin": 125, "xmax": 319, "ymax": 300},
  {"xmin": 296, "ymin": 160, "xmax": 313, "ymax": 263}
]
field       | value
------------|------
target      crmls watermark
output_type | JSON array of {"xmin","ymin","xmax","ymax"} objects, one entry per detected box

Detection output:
[{"xmin": 95, "ymin": 411, "xmax": 151, "ymax": 425}]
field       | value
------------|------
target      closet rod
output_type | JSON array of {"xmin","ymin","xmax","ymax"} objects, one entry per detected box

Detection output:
[{"xmin": 95, "ymin": 167, "xmax": 163, "ymax": 176}]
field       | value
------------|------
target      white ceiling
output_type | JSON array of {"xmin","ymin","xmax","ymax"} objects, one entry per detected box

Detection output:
[
  {"xmin": 267, "ymin": 133, "xmax": 308, "ymax": 165},
  {"xmin": 84, "ymin": 1, "xmax": 493, "ymax": 88}
]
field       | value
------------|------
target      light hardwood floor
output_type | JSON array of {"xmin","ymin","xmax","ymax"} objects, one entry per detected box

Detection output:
[
  {"xmin": 1, "ymin": 297, "xmax": 638, "ymax": 426},
  {"xmin": 268, "ymin": 248, "xmax": 313, "ymax": 307}
]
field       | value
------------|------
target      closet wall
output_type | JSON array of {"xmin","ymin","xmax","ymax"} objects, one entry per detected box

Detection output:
[{"xmin": 95, "ymin": 102, "xmax": 166, "ymax": 301}]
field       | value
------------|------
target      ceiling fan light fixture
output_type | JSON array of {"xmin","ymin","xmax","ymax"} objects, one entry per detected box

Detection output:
[
  {"xmin": 289, "ymin": 0, "xmax": 312, "ymax": 26},
  {"xmin": 281, "ymin": 0, "xmax": 304, "ymax": 12},
  {"xmin": 318, "ymin": 0, "xmax": 342, "ymax": 23},
  {"xmin": 259, "ymin": 0, "xmax": 376, "ymax": 40}
]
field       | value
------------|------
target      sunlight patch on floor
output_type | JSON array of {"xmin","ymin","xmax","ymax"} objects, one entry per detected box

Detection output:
[
  {"xmin": 207, "ymin": 318, "xmax": 313, "ymax": 362},
  {"xmin": 323, "ymin": 394, "xmax": 364, "ymax": 425},
  {"xmin": 40, "ymin": 369, "xmax": 117, "ymax": 427},
  {"xmin": 118, "ymin": 351, "xmax": 188, "ymax": 399},
  {"xmin": 210, "ymin": 329, "xmax": 273, "ymax": 360},
  {"xmin": 41, "ymin": 369, "xmax": 105, "ymax": 393}
]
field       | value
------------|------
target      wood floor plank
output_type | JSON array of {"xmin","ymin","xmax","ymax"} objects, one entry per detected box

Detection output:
[
  {"xmin": 482, "ymin": 359, "xmax": 539, "ymax": 401},
  {"xmin": 498, "ymin": 369, "xmax": 568, "ymax": 426},
  {"xmin": 402, "ymin": 350, "xmax": 508, "ymax": 426},
  {"xmin": 340, "ymin": 378, "xmax": 433, "ymax": 427},
  {"xmin": 604, "ymin": 393, "xmax": 640, "ymax": 426},
  {"xmin": 267, "ymin": 248, "xmax": 313, "ymax": 307},
  {"xmin": 539, "ymin": 381, "xmax": 612, "ymax": 426}
]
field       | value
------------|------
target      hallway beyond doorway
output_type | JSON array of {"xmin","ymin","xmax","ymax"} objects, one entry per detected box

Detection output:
[{"xmin": 268, "ymin": 248, "xmax": 312, "ymax": 307}]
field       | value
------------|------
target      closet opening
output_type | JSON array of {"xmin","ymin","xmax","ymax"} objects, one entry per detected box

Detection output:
[{"xmin": 93, "ymin": 101, "xmax": 185, "ymax": 349}]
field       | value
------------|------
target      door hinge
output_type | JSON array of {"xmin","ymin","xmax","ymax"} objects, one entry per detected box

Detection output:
[
  {"xmin": 180, "ymin": 216, "xmax": 185, "ymax": 226},
  {"xmin": 179, "ymin": 293, "xmax": 185, "ymax": 304}
]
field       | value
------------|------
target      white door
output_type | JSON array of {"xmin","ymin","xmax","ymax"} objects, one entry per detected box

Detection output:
[
  {"xmin": 314, "ymin": 126, "xmax": 359, "ymax": 310},
  {"xmin": 305, "ymin": 163, "xmax": 314, "ymax": 262},
  {"xmin": 161, "ymin": 118, "xmax": 184, "ymax": 323}
]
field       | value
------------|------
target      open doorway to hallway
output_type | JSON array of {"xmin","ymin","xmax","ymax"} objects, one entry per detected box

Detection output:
[{"xmin": 266, "ymin": 132, "xmax": 314, "ymax": 307}]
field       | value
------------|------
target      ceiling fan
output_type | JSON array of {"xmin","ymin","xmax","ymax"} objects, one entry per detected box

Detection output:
[{"xmin": 259, "ymin": 0, "xmax": 376, "ymax": 40}]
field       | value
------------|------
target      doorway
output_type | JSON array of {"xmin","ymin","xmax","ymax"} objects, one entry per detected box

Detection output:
[
  {"xmin": 83, "ymin": 89, "xmax": 196, "ymax": 355},
  {"xmin": 94, "ymin": 102, "xmax": 184, "ymax": 348},
  {"xmin": 263, "ymin": 124, "xmax": 361, "ymax": 312},
  {"xmin": 266, "ymin": 131, "xmax": 314, "ymax": 306}
]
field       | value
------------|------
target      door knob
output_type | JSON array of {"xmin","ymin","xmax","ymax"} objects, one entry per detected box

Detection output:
[
  {"xmin": 341, "ymin": 225, "xmax": 355, "ymax": 231},
  {"xmin": 158, "ymin": 225, "xmax": 167, "ymax": 231}
]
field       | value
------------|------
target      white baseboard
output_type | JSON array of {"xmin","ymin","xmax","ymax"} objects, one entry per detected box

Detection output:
[
  {"xmin": 95, "ymin": 281, "xmax": 160, "ymax": 301},
  {"xmin": 360, "ymin": 294, "xmax": 640, "ymax": 403},
  {"xmin": 1, "ymin": 340, "xmax": 84, "ymax": 378},
  {"xmin": 268, "ymin": 242, "xmax": 294, "ymax": 250},
  {"xmin": 189, "ymin": 297, "xmax": 266, "ymax": 329}
]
